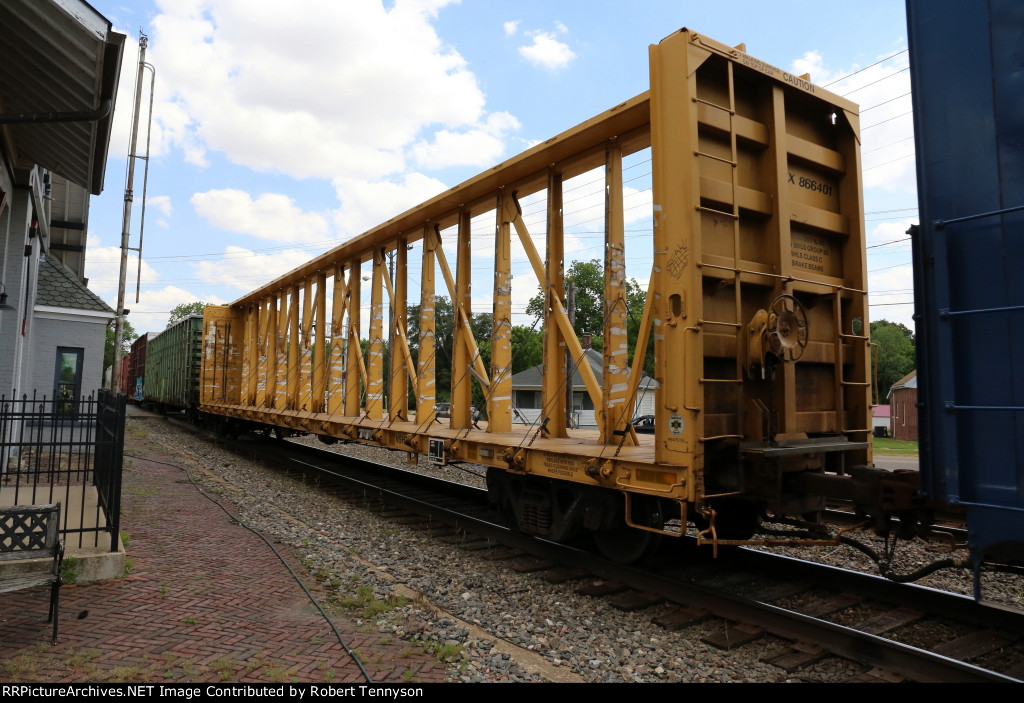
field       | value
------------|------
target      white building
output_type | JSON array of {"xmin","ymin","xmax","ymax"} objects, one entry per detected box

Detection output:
[
  {"xmin": 510, "ymin": 347, "xmax": 657, "ymax": 429},
  {"xmin": 0, "ymin": 0, "xmax": 124, "ymax": 400}
]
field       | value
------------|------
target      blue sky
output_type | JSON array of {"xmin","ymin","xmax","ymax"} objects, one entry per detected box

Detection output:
[{"xmin": 83, "ymin": 1, "xmax": 916, "ymax": 336}]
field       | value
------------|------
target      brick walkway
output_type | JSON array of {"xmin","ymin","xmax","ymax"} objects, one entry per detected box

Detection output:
[{"xmin": 0, "ymin": 429, "xmax": 448, "ymax": 684}]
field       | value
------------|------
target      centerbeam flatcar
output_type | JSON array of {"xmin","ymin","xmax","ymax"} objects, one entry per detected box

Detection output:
[{"xmin": 197, "ymin": 28, "xmax": 892, "ymax": 563}]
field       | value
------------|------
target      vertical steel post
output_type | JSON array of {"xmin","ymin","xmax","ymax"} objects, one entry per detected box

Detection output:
[
  {"xmin": 344, "ymin": 260, "xmax": 362, "ymax": 417},
  {"xmin": 313, "ymin": 272, "xmax": 326, "ymax": 413},
  {"xmin": 490, "ymin": 190, "xmax": 513, "ymax": 432},
  {"xmin": 543, "ymin": 171, "xmax": 568, "ymax": 436},
  {"xmin": 366, "ymin": 255, "xmax": 385, "ymax": 419},
  {"xmin": 390, "ymin": 239, "xmax": 408, "ymax": 421},
  {"xmin": 603, "ymin": 140, "xmax": 629, "ymax": 444},
  {"xmin": 417, "ymin": 226, "xmax": 436, "ymax": 424},
  {"xmin": 288, "ymin": 285, "xmax": 300, "ymax": 410},
  {"xmin": 649, "ymin": 33, "xmax": 709, "ymax": 465},
  {"xmin": 451, "ymin": 208, "xmax": 473, "ymax": 428},
  {"xmin": 328, "ymin": 264, "xmax": 346, "ymax": 415}
]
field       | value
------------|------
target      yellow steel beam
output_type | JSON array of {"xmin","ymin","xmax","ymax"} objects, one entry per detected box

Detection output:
[
  {"xmin": 603, "ymin": 140, "xmax": 631, "ymax": 445},
  {"xmin": 450, "ymin": 207, "xmax": 478, "ymax": 428},
  {"xmin": 429, "ymin": 210, "xmax": 490, "ymax": 421},
  {"xmin": 255, "ymin": 299, "xmax": 269, "ymax": 408},
  {"xmin": 490, "ymin": 189, "xmax": 514, "ymax": 432},
  {"xmin": 542, "ymin": 170, "xmax": 567, "ymax": 437},
  {"xmin": 380, "ymin": 242, "xmax": 417, "ymax": 420},
  {"xmin": 313, "ymin": 272, "xmax": 326, "ymax": 413},
  {"xmin": 327, "ymin": 264, "xmax": 347, "ymax": 415},
  {"xmin": 287, "ymin": 285, "xmax": 300, "ymax": 411},
  {"xmin": 649, "ymin": 32, "xmax": 711, "ymax": 465},
  {"xmin": 366, "ymin": 256, "xmax": 385, "ymax": 419},
  {"xmin": 344, "ymin": 259, "xmax": 362, "ymax": 417},
  {"xmin": 416, "ymin": 225, "xmax": 437, "ymax": 425}
]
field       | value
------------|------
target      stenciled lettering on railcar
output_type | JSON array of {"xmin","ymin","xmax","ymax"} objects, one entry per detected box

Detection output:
[
  {"xmin": 543, "ymin": 454, "xmax": 582, "ymax": 478},
  {"xmin": 788, "ymin": 172, "xmax": 833, "ymax": 196},
  {"xmin": 738, "ymin": 55, "xmax": 816, "ymax": 94},
  {"xmin": 790, "ymin": 232, "xmax": 833, "ymax": 275}
]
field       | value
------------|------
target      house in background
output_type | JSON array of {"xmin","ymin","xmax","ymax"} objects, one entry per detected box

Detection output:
[
  {"xmin": 32, "ymin": 257, "xmax": 115, "ymax": 404},
  {"xmin": 888, "ymin": 370, "xmax": 918, "ymax": 441},
  {"xmin": 0, "ymin": 0, "xmax": 124, "ymax": 399},
  {"xmin": 511, "ymin": 338, "xmax": 657, "ymax": 429}
]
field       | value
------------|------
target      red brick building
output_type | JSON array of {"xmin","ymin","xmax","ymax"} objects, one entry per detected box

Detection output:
[{"xmin": 888, "ymin": 370, "xmax": 918, "ymax": 441}]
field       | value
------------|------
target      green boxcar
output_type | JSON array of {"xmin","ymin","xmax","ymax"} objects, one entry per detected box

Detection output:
[{"xmin": 144, "ymin": 315, "xmax": 203, "ymax": 412}]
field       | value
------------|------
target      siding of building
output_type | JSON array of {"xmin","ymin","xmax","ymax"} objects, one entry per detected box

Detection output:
[{"xmin": 888, "ymin": 372, "xmax": 918, "ymax": 441}]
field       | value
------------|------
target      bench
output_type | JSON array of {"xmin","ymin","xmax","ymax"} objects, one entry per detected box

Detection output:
[{"xmin": 0, "ymin": 503, "xmax": 64, "ymax": 644}]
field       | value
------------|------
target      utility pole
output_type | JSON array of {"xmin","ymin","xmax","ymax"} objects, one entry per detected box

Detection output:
[{"xmin": 111, "ymin": 33, "xmax": 153, "ymax": 392}]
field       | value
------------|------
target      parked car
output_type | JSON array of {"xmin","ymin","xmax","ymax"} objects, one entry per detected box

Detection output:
[{"xmin": 632, "ymin": 414, "xmax": 655, "ymax": 434}]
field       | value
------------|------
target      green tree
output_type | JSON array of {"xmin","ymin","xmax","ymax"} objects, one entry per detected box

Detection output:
[
  {"xmin": 105, "ymin": 319, "xmax": 138, "ymax": 370},
  {"xmin": 526, "ymin": 258, "xmax": 653, "ymax": 376},
  {"xmin": 406, "ymin": 296, "xmax": 455, "ymax": 401},
  {"xmin": 167, "ymin": 301, "xmax": 207, "ymax": 328},
  {"xmin": 871, "ymin": 319, "xmax": 916, "ymax": 398},
  {"xmin": 510, "ymin": 325, "xmax": 543, "ymax": 375},
  {"xmin": 526, "ymin": 259, "xmax": 606, "ymax": 335}
]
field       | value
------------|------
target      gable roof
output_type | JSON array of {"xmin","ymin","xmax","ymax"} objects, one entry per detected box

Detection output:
[
  {"xmin": 36, "ymin": 257, "xmax": 114, "ymax": 314},
  {"xmin": 886, "ymin": 369, "xmax": 917, "ymax": 400}
]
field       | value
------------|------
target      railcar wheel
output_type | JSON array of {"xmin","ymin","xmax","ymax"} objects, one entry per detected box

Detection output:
[{"xmin": 592, "ymin": 495, "xmax": 663, "ymax": 564}]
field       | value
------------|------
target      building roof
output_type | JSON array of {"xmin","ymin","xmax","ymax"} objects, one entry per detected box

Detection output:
[
  {"xmin": 872, "ymin": 404, "xmax": 891, "ymax": 419},
  {"xmin": 891, "ymin": 370, "xmax": 917, "ymax": 390},
  {"xmin": 510, "ymin": 348, "xmax": 656, "ymax": 390},
  {"xmin": 36, "ymin": 257, "xmax": 114, "ymax": 314},
  {"xmin": 0, "ymin": 0, "xmax": 125, "ymax": 194},
  {"xmin": 886, "ymin": 370, "xmax": 917, "ymax": 400}
]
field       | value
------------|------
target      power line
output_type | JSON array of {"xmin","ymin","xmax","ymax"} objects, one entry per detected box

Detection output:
[{"xmin": 824, "ymin": 50, "xmax": 907, "ymax": 88}]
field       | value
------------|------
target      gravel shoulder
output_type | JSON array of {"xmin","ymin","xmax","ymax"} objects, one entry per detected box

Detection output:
[{"xmin": 131, "ymin": 415, "xmax": 1023, "ymax": 682}]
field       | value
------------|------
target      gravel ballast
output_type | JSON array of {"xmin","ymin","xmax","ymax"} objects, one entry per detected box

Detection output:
[{"xmin": 134, "ymin": 415, "xmax": 1022, "ymax": 683}]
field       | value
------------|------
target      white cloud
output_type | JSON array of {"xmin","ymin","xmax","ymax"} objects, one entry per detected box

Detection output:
[
  {"xmin": 791, "ymin": 50, "xmax": 823, "ymax": 81},
  {"xmin": 330, "ymin": 173, "xmax": 448, "ymax": 239},
  {"xmin": 191, "ymin": 189, "xmax": 331, "ymax": 243},
  {"xmin": 81, "ymin": 241, "xmax": 225, "ymax": 333},
  {"xmin": 144, "ymin": 0, "xmax": 515, "ymax": 180},
  {"xmin": 794, "ymin": 48, "xmax": 915, "ymax": 194},
  {"xmin": 412, "ymin": 111, "xmax": 521, "ymax": 169},
  {"xmin": 128, "ymin": 286, "xmax": 229, "ymax": 335},
  {"xmin": 192, "ymin": 246, "xmax": 316, "ymax": 291},
  {"xmin": 518, "ymin": 30, "xmax": 576, "ymax": 70},
  {"xmin": 147, "ymin": 195, "xmax": 172, "ymax": 217},
  {"xmin": 503, "ymin": 20, "xmax": 519, "ymax": 36},
  {"xmin": 146, "ymin": 195, "xmax": 173, "ymax": 228},
  {"xmin": 83, "ymin": 243, "xmax": 161, "ymax": 300}
]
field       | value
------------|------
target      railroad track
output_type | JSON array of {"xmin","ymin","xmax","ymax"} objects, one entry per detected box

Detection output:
[{"xmin": 193, "ymin": 425, "xmax": 1024, "ymax": 683}]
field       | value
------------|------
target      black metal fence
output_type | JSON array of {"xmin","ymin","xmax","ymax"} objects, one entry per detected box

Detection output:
[{"xmin": 0, "ymin": 390, "xmax": 125, "ymax": 551}]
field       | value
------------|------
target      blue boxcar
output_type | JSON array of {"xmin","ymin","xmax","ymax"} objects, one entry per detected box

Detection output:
[{"xmin": 906, "ymin": 0, "xmax": 1024, "ymax": 586}]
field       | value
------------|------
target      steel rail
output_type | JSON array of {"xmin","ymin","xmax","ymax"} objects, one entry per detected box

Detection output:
[{"xmin": 253, "ymin": 439, "xmax": 1021, "ymax": 684}]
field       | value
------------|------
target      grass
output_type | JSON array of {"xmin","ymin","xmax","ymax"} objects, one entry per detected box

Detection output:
[
  {"xmin": 61, "ymin": 556, "xmax": 79, "ymax": 584},
  {"xmin": 332, "ymin": 584, "xmax": 409, "ymax": 619},
  {"xmin": 420, "ymin": 641, "xmax": 465, "ymax": 662},
  {"xmin": 873, "ymin": 437, "xmax": 919, "ymax": 456}
]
